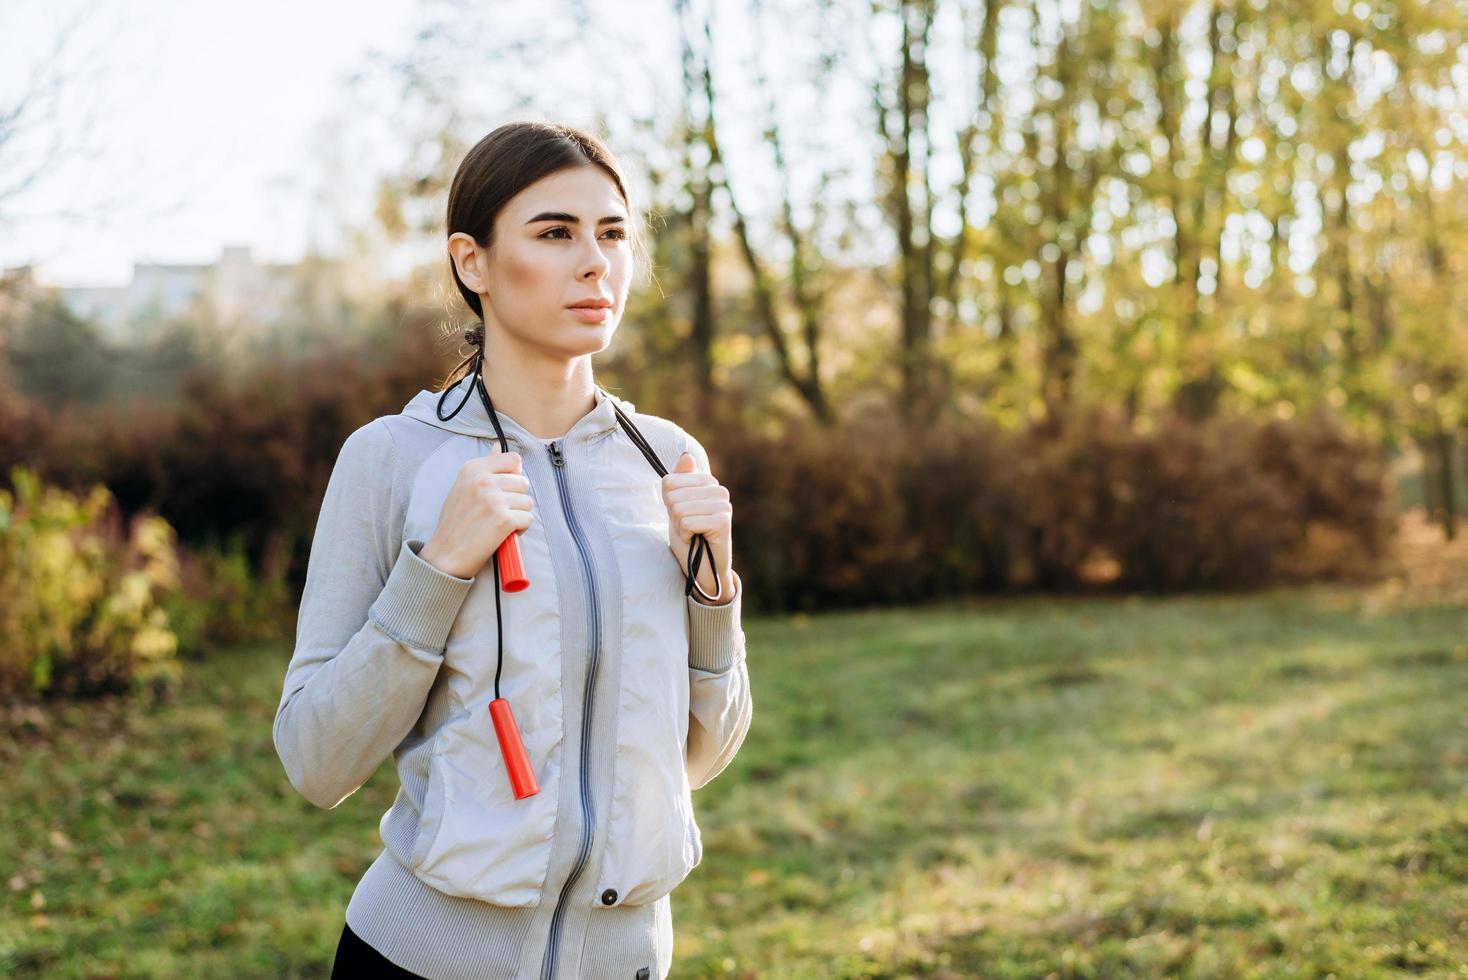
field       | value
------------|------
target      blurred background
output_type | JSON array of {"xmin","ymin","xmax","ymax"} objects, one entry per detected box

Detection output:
[{"xmin": 2, "ymin": 0, "xmax": 1467, "ymax": 975}]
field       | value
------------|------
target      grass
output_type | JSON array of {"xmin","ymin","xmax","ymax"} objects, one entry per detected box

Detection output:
[{"xmin": 3, "ymin": 581, "xmax": 1468, "ymax": 978}]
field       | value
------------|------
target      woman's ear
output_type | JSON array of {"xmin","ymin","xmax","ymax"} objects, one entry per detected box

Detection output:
[{"xmin": 448, "ymin": 233, "xmax": 487, "ymax": 293}]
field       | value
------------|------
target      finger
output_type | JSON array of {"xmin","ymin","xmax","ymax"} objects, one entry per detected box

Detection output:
[
  {"xmin": 674, "ymin": 450, "xmax": 698, "ymax": 474},
  {"xmin": 502, "ymin": 491, "xmax": 535, "ymax": 511},
  {"xmin": 664, "ymin": 483, "xmax": 727, "ymax": 504},
  {"xmin": 487, "ymin": 448, "xmax": 523, "ymax": 473},
  {"xmin": 669, "ymin": 496, "xmax": 730, "ymax": 517},
  {"xmin": 669, "ymin": 504, "xmax": 731, "ymax": 528},
  {"xmin": 679, "ymin": 514, "xmax": 729, "ymax": 534},
  {"xmin": 495, "ymin": 446, "xmax": 523, "ymax": 470},
  {"xmin": 495, "ymin": 473, "xmax": 531, "ymax": 493},
  {"xmin": 662, "ymin": 472, "xmax": 715, "ymax": 494}
]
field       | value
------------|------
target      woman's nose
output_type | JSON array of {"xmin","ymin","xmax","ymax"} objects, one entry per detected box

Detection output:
[{"xmin": 579, "ymin": 248, "xmax": 610, "ymax": 278}]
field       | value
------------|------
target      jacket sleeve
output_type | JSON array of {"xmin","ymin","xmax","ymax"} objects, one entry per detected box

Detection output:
[
  {"xmin": 680, "ymin": 429, "xmax": 753, "ymax": 791},
  {"xmin": 273, "ymin": 419, "xmax": 476, "ymax": 810}
]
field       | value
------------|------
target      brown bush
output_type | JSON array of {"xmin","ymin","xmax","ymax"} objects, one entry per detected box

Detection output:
[
  {"xmin": 15, "ymin": 320, "xmax": 451, "ymax": 589},
  {"xmin": 705, "ymin": 414, "xmax": 916, "ymax": 611},
  {"xmin": 697, "ymin": 402, "xmax": 1392, "ymax": 609},
  {"xmin": 3, "ymin": 329, "xmax": 1397, "ymax": 618},
  {"xmin": 1012, "ymin": 406, "xmax": 1135, "ymax": 591},
  {"xmin": 1103, "ymin": 412, "xmax": 1302, "ymax": 591},
  {"xmin": 1249, "ymin": 409, "xmax": 1397, "ymax": 578},
  {"xmin": 893, "ymin": 413, "xmax": 1027, "ymax": 594}
]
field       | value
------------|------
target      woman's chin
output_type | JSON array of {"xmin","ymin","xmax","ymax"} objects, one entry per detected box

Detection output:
[{"xmin": 556, "ymin": 325, "xmax": 617, "ymax": 357}]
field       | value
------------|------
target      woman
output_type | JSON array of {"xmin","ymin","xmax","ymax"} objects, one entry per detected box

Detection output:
[{"xmin": 273, "ymin": 121, "xmax": 753, "ymax": 979}]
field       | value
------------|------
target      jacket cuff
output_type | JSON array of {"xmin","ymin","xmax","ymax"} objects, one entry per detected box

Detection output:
[
  {"xmin": 688, "ymin": 569, "xmax": 744, "ymax": 673},
  {"xmin": 367, "ymin": 539, "xmax": 475, "ymax": 655}
]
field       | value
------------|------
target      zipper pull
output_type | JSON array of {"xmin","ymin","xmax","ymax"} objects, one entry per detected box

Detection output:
[{"xmin": 548, "ymin": 440, "xmax": 565, "ymax": 467}]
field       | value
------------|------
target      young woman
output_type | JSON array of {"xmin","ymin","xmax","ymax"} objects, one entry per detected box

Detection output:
[{"xmin": 273, "ymin": 121, "xmax": 753, "ymax": 979}]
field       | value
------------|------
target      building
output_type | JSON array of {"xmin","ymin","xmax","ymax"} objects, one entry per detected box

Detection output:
[{"xmin": 46, "ymin": 246, "xmax": 301, "ymax": 343}]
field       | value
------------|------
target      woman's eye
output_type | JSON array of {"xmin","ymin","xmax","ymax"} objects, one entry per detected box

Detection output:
[{"xmin": 539, "ymin": 227, "xmax": 628, "ymax": 241}]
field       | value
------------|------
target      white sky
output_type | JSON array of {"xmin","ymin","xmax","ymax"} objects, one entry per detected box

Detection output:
[
  {"xmin": 0, "ymin": 0, "xmax": 418, "ymax": 287},
  {"xmin": 0, "ymin": 0, "xmax": 1020, "ymax": 293},
  {"xmin": 0, "ymin": 0, "xmax": 899, "ymax": 291},
  {"xmin": 4, "ymin": 1, "xmax": 1457, "ymax": 298}
]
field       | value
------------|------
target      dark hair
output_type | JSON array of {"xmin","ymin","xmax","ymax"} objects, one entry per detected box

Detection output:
[{"xmin": 438, "ymin": 121, "xmax": 649, "ymax": 391}]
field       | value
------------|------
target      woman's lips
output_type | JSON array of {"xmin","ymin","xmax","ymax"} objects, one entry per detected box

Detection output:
[{"xmin": 567, "ymin": 306, "xmax": 612, "ymax": 323}]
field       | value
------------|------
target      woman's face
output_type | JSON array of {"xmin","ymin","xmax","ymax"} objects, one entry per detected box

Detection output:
[{"xmin": 452, "ymin": 165, "xmax": 633, "ymax": 363}]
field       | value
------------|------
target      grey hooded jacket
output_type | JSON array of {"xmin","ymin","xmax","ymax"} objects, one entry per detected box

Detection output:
[{"xmin": 272, "ymin": 375, "xmax": 753, "ymax": 979}]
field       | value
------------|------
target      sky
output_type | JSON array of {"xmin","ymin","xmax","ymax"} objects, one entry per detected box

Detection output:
[
  {"xmin": 0, "ymin": 0, "xmax": 899, "ymax": 292},
  {"xmin": 0, "ymin": 0, "xmax": 943, "ymax": 292},
  {"xmin": 5, "ymin": 1, "xmax": 1451, "ymax": 300},
  {"xmin": 0, "ymin": 0, "xmax": 418, "ymax": 287}
]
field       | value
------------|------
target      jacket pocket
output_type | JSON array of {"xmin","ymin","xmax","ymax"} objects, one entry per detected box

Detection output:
[
  {"xmin": 407, "ymin": 705, "xmax": 563, "ymax": 906},
  {"xmin": 593, "ymin": 636, "xmax": 701, "ymax": 909},
  {"xmin": 407, "ymin": 720, "xmax": 453, "ymax": 869},
  {"xmin": 592, "ymin": 434, "xmax": 705, "ymax": 907},
  {"xmin": 597, "ymin": 717, "xmax": 703, "ymax": 907}
]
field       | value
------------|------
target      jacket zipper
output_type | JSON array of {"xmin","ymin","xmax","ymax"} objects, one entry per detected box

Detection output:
[{"xmin": 540, "ymin": 437, "xmax": 601, "ymax": 980}]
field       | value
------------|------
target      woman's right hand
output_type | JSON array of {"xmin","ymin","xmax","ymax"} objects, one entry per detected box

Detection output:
[{"xmin": 418, "ymin": 445, "xmax": 535, "ymax": 579}]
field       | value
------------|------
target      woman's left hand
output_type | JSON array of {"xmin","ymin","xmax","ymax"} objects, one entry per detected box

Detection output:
[{"xmin": 661, "ymin": 450, "xmax": 734, "ymax": 604}]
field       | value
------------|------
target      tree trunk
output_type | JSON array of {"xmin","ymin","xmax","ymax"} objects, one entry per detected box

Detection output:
[
  {"xmin": 675, "ymin": 0, "xmax": 717, "ymax": 423},
  {"xmin": 692, "ymin": 4, "xmax": 832, "ymax": 424},
  {"xmin": 1435, "ymin": 422, "xmax": 1458, "ymax": 540},
  {"xmin": 1422, "ymin": 438, "xmax": 1440, "ymax": 523},
  {"xmin": 886, "ymin": 0, "xmax": 938, "ymax": 428}
]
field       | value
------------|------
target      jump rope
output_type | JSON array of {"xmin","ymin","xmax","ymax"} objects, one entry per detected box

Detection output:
[{"xmin": 435, "ymin": 351, "xmax": 724, "ymax": 799}]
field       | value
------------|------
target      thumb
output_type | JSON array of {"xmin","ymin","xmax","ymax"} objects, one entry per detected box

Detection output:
[
  {"xmin": 488, "ymin": 441, "xmax": 521, "ymax": 469},
  {"xmin": 675, "ymin": 450, "xmax": 697, "ymax": 474}
]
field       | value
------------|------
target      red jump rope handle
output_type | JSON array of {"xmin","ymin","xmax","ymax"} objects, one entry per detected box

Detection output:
[
  {"xmin": 496, "ymin": 531, "xmax": 529, "ymax": 592},
  {"xmin": 489, "ymin": 697, "xmax": 540, "ymax": 799}
]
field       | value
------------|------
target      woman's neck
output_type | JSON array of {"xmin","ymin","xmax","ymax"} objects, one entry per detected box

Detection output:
[{"xmin": 475, "ymin": 351, "xmax": 598, "ymax": 441}]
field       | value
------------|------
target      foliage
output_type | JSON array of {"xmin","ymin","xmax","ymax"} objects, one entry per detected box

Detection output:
[
  {"xmin": 162, "ymin": 532, "xmax": 296, "ymax": 660},
  {"xmin": 704, "ymin": 403, "xmax": 1395, "ymax": 609},
  {"xmin": 3, "ymin": 316, "xmax": 452, "ymax": 589},
  {"xmin": 0, "ymin": 316, "xmax": 1398, "ymax": 621},
  {"xmin": 3, "ymin": 296, "xmax": 114, "ymax": 406},
  {"xmin": 0, "ymin": 466, "xmax": 182, "ymax": 699}
]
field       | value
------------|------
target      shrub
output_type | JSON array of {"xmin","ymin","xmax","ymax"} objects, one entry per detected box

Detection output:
[
  {"xmin": 893, "ymin": 413, "xmax": 1027, "ymax": 594},
  {"xmin": 0, "ymin": 318, "xmax": 1399, "ymax": 617},
  {"xmin": 1250, "ymin": 409, "xmax": 1397, "ymax": 581},
  {"xmin": 700, "ymin": 403, "xmax": 1395, "ymax": 609},
  {"xmin": 1102, "ymin": 412, "xmax": 1302, "ymax": 591},
  {"xmin": 163, "ymin": 530, "xmax": 295, "ymax": 658},
  {"xmin": 707, "ymin": 414, "xmax": 916, "ymax": 611},
  {"xmin": 0, "ymin": 466, "xmax": 183, "ymax": 699},
  {"xmin": 1012, "ymin": 406, "xmax": 1136, "ymax": 591}
]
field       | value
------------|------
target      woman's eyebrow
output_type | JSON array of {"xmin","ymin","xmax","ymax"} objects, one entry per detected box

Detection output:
[{"xmin": 525, "ymin": 211, "xmax": 626, "ymax": 225}]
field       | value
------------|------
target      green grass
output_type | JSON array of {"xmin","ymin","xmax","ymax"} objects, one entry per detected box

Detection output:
[{"xmin": 4, "ymin": 584, "xmax": 1468, "ymax": 978}]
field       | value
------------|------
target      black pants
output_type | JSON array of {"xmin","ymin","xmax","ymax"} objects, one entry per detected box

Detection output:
[{"xmin": 331, "ymin": 920, "xmax": 425, "ymax": 978}]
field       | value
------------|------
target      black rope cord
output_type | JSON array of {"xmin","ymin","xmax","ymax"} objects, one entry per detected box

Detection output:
[{"xmin": 434, "ymin": 343, "xmax": 723, "ymax": 701}]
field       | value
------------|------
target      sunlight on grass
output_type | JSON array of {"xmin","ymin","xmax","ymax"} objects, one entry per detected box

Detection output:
[{"xmin": 2, "ymin": 586, "xmax": 1466, "ymax": 977}]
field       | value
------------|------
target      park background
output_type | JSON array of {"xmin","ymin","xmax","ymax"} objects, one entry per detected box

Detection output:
[{"xmin": 2, "ymin": 0, "xmax": 1468, "ymax": 975}]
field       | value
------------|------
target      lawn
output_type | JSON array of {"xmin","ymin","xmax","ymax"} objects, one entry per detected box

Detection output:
[{"xmin": 4, "ymin": 580, "xmax": 1467, "ymax": 978}]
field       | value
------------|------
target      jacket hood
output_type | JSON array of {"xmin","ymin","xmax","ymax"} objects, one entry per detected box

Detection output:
[{"xmin": 401, "ymin": 371, "xmax": 637, "ymax": 447}]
